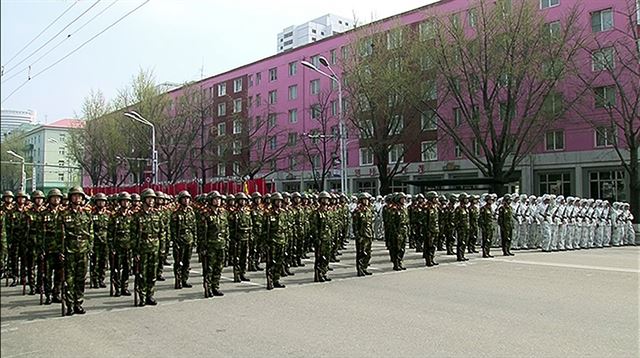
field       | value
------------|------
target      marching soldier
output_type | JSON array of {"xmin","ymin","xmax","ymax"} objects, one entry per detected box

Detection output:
[
  {"xmin": 229, "ymin": 192, "xmax": 252, "ymax": 282},
  {"xmin": 352, "ymin": 192, "xmax": 374, "ymax": 276},
  {"xmin": 478, "ymin": 195, "xmax": 495, "ymax": 258},
  {"xmin": 249, "ymin": 192, "xmax": 265, "ymax": 271},
  {"xmin": 170, "ymin": 190, "xmax": 197, "ymax": 289},
  {"xmin": 497, "ymin": 194, "xmax": 515, "ymax": 256},
  {"xmin": 155, "ymin": 192, "xmax": 170, "ymax": 281},
  {"xmin": 265, "ymin": 193, "xmax": 287, "ymax": 289},
  {"xmin": 132, "ymin": 189, "xmax": 163, "ymax": 306},
  {"xmin": 8, "ymin": 191, "xmax": 30, "ymax": 287},
  {"xmin": 424, "ymin": 191, "xmax": 440, "ymax": 266},
  {"xmin": 58, "ymin": 186, "xmax": 93, "ymax": 315},
  {"xmin": 90, "ymin": 193, "xmax": 110, "ymax": 288},
  {"xmin": 454, "ymin": 193, "xmax": 470, "ymax": 262},
  {"xmin": 41, "ymin": 189, "xmax": 64, "ymax": 304},
  {"xmin": 27, "ymin": 190, "xmax": 46, "ymax": 295},
  {"xmin": 468, "ymin": 195, "xmax": 480, "ymax": 254},
  {"xmin": 197, "ymin": 191, "xmax": 228, "ymax": 297},
  {"xmin": 109, "ymin": 192, "xmax": 134, "ymax": 297}
]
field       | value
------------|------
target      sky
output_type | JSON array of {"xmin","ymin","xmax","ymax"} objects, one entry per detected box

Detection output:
[{"xmin": 1, "ymin": 0, "xmax": 436, "ymax": 123}]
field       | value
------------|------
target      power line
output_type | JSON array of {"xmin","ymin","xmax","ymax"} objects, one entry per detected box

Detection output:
[
  {"xmin": 3, "ymin": 0, "xmax": 102, "ymax": 77},
  {"xmin": 1, "ymin": 0, "xmax": 119, "ymax": 85},
  {"xmin": 3, "ymin": 0, "xmax": 80, "ymax": 67},
  {"xmin": 1, "ymin": 0, "xmax": 151, "ymax": 105}
]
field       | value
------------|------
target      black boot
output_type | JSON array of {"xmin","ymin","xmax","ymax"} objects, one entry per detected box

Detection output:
[
  {"xmin": 182, "ymin": 281, "xmax": 193, "ymax": 288},
  {"xmin": 121, "ymin": 289, "xmax": 131, "ymax": 296},
  {"xmin": 44, "ymin": 296, "xmax": 52, "ymax": 305},
  {"xmin": 146, "ymin": 296, "xmax": 157, "ymax": 305},
  {"xmin": 156, "ymin": 275, "xmax": 166, "ymax": 281},
  {"xmin": 74, "ymin": 305, "xmax": 86, "ymax": 315},
  {"xmin": 274, "ymin": 282, "xmax": 286, "ymax": 288},
  {"xmin": 211, "ymin": 289, "xmax": 224, "ymax": 296},
  {"xmin": 240, "ymin": 275, "xmax": 250, "ymax": 282}
]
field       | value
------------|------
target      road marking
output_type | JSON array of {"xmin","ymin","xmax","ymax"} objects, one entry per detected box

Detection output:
[
  {"xmin": 220, "ymin": 276, "xmax": 261, "ymax": 286},
  {"xmin": 492, "ymin": 258, "xmax": 640, "ymax": 273}
]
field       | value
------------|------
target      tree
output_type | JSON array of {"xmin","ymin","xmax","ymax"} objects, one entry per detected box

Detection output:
[
  {"xmin": 573, "ymin": 0, "xmax": 639, "ymax": 222},
  {"xmin": 342, "ymin": 21, "xmax": 426, "ymax": 195},
  {"xmin": 300, "ymin": 89, "xmax": 341, "ymax": 191},
  {"xmin": 0, "ymin": 130, "xmax": 27, "ymax": 191},
  {"xmin": 417, "ymin": 0, "xmax": 586, "ymax": 195}
]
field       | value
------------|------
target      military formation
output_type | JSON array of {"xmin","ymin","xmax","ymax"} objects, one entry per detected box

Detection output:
[{"xmin": 0, "ymin": 187, "xmax": 636, "ymax": 316}]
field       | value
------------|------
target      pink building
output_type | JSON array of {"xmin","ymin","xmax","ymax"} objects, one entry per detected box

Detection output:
[{"xmin": 160, "ymin": 0, "xmax": 636, "ymax": 200}]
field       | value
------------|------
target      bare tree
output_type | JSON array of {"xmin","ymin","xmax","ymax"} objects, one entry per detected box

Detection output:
[
  {"xmin": 416, "ymin": 0, "xmax": 587, "ymax": 195},
  {"xmin": 1, "ymin": 130, "xmax": 27, "ymax": 190}
]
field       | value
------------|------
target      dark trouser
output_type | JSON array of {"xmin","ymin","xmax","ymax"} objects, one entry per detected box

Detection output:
[
  {"xmin": 44, "ymin": 252, "xmax": 63, "ymax": 299},
  {"xmin": 501, "ymin": 228, "xmax": 512, "ymax": 255},
  {"xmin": 445, "ymin": 232, "xmax": 455, "ymax": 255},
  {"xmin": 266, "ymin": 242, "xmax": 285, "ymax": 287},
  {"xmin": 355, "ymin": 237, "xmax": 372, "ymax": 274},
  {"xmin": 392, "ymin": 234, "xmax": 406, "ymax": 268},
  {"xmin": 172, "ymin": 242, "xmax": 192, "ymax": 285},
  {"xmin": 468, "ymin": 227, "xmax": 478, "ymax": 253},
  {"xmin": 203, "ymin": 246, "xmax": 225, "ymax": 291},
  {"xmin": 157, "ymin": 236, "xmax": 168, "ymax": 277},
  {"xmin": 233, "ymin": 240, "xmax": 249, "ymax": 279},
  {"xmin": 7, "ymin": 240, "xmax": 20, "ymax": 278},
  {"xmin": 482, "ymin": 230, "xmax": 493, "ymax": 257},
  {"xmin": 422, "ymin": 233, "xmax": 436, "ymax": 264},
  {"xmin": 21, "ymin": 246, "xmax": 36, "ymax": 290},
  {"xmin": 112, "ymin": 248, "xmax": 130, "ymax": 293},
  {"xmin": 64, "ymin": 252, "xmax": 87, "ymax": 309},
  {"xmin": 456, "ymin": 230, "xmax": 468, "ymax": 260},
  {"xmin": 90, "ymin": 240, "xmax": 108, "ymax": 285}
]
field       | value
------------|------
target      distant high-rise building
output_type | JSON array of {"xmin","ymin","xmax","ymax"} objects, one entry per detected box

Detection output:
[
  {"xmin": 1, "ymin": 109, "xmax": 36, "ymax": 142},
  {"xmin": 277, "ymin": 14, "xmax": 352, "ymax": 53}
]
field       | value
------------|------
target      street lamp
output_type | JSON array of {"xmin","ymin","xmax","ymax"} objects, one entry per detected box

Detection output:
[
  {"xmin": 301, "ymin": 56, "xmax": 347, "ymax": 193},
  {"xmin": 124, "ymin": 110, "xmax": 157, "ymax": 185},
  {"xmin": 6, "ymin": 150, "xmax": 25, "ymax": 191}
]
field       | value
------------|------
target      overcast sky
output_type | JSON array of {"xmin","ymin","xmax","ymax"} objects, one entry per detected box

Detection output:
[{"xmin": 1, "ymin": 0, "xmax": 436, "ymax": 123}]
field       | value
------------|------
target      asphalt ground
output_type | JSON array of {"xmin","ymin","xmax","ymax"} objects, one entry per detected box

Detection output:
[{"xmin": 1, "ymin": 242, "xmax": 638, "ymax": 358}]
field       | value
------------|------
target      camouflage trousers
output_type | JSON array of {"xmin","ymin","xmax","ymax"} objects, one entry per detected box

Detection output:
[
  {"xmin": 232, "ymin": 239, "xmax": 248, "ymax": 280},
  {"xmin": 157, "ymin": 237, "xmax": 169, "ymax": 277},
  {"xmin": 500, "ymin": 227, "xmax": 513, "ymax": 254},
  {"xmin": 202, "ymin": 246, "xmax": 225, "ymax": 290},
  {"xmin": 20, "ymin": 245, "xmax": 36, "ymax": 290},
  {"xmin": 63, "ymin": 252, "xmax": 87, "ymax": 309},
  {"xmin": 112, "ymin": 247, "xmax": 131, "ymax": 293},
  {"xmin": 456, "ymin": 229, "xmax": 468, "ymax": 260},
  {"xmin": 43, "ymin": 252, "xmax": 63, "ymax": 299},
  {"xmin": 135, "ymin": 249, "xmax": 158, "ymax": 301},
  {"xmin": 172, "ymin": 242, "xmax": 192, "ymax": 285},
  {"xmin": 388, "ymin": 234, "xmax": 406, "ymax": 269},
  {"xmin": 90, "ymin": 240, "xmax": 108, "ymax": 286},
  {"xmin": 265, "ymin": 242, "xmax": 285, "ymax": 287},
  {"xmin": 355, "ymin": 236, "xmax": 372, "ymax": 275}
]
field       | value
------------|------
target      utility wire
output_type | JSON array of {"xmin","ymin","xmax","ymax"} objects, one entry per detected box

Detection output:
[
  {"xmin": 3, "ymin": 0, "xmax": 80, "ymax": 67},
  {"xmin": 1, "ymin": 0, "xmax": 119, "ymax": 85},
  {"xmin": 1, "ymin": 0, "xmax": 151, "ymax": 105},
  {"xmin": 3, "ymin": 0, "xmax": 102, "ymax": 76}
]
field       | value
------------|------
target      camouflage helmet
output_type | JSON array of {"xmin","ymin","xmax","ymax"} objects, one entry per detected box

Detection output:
[
  {"xmin": 291, "ymin": 192, "xmax": 302, "ymax": 199},
  {"xmin": 458, "ymin": 192, "xmax": 468, "ymax": 201},
  {"xmin": 68, "ymin": 186, "xmax": 86, "ymax": 199},
  {"xmin": 503, "ymin": 194, "xmax": 512, "ymax": 201},
  {"xmin": 47, "ymin": 188, "xmax": 63, "ymax": 198},
  {"xmin": 281, "ymin": 192, "xmax": 291, "ymax": 199},
  {"xmin": 251, "ymin": 192, "xmax": 262, "ymax": 200},
  {"xmin": 155, "ymin": 191, "xmax": 165, "ymax": 200},
  {"xmin": 415, "ymin": 193, "xmax": 425, "ymax": 200},
  {"xmin": 2, "ymin": 190, "xmax": 14, "ymax": 198},
  {"xmin": 264, "ymin": 193, "xmax": 272, "ymax": 200},
  {"xmin": 271, "ymin": 192, "xmax": 284, "ymax": 201},
  {"xmin": 131, "ymin": 193, "xmax": 141, "ymax": 202},
  {"xmin": 208, "ymin": 190, "xmax": 222, "ymax": 200},
  {"xmin": 177, "ymin": 190, "xmax": 192, "ymax": 200},
  {"xmin": 118, "ymin": 192, "xmax": 132, "ymax": 201},
  {"xmin": 318, "ymin": 191, "xmax": 331, "ymax": 199},
  {"xmin": 93, "ymin": 193, "xmax": 108, "ymax": 201},
  {"xmin": 31, "ymin": 190, "xmax": 45, "ymax": 199},
  {"xmin": 140, "ymin": 188, "xmax": 156, "ymax": 200},
  {"xmin": 15, "ymin": 190, "xmax": 29, "ymax": 199},
  {"xmin": 235, "ymin": 192, "xmax": 249, "ymax": 201},
  {"xmin": 226, "ymin": 194, "xmax": 235, "ymax": 201},
  {"xmin": 426, "ymin": 191, "xmax": 438, "ymax": 199}
]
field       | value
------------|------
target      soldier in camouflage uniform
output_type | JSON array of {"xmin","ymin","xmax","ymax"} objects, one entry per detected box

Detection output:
[
  {"xmin": 424, "ymin": 191, "xmax": 440, "ymax": 267},
  {"xmin": 197, "ymin": 191, "xmax": 227, "ymax": 297},
  {"xmin": 453, "ymin": 193, "xmax": 470, "ymax": 262},
  {"xmin": 1, "ymin": 191, "xmax": 13, "ymax": 279},
  {"xmin": 229, "ymin": 192, "xmax": 252, "ymax": 282},
  {"xmin": 109, "ymin": 192, "xmax": 134, "ymax": 297},
  {"xmin": 249, "ymin": 192, "xmax": 265, "ymax": 271},
  {"xmin": 478, "ymin": 195, "xmax": 495, "ymax": 258},
  {"xmin": 8, "ymin": 191, "xmax": 30, "ymax": 287},
  {"xmin": 41, "ymin": 189, "xmax": 64, "ymax": 304},
  {"xmin": 388, "ymin": 193, "xmax": 409, "ymax": 271},
  {"xmin": 352, "ymin": 193, "xmax": 374, "ymax": 276},
  {"xmin": 408, "ymin": 195, "xmax": 422, "ymax": 252},
  {"xmin": 156, "ymin": 192, "xmax": 171, "ymax": 281},
  {"xmin": 132, "ymin": 189, "xmax": 163, "ymax": 306},
  {"xmin": 290, "ymin": 193, "xmax": 306, "ymax": 268},
  {"xmin": 468, "ymin": 195, "xmax": 480, "ymax": 254},
  {"xmin": 497, "ymin": 194, "xmax": 515, "ymax": 256},
  {"xmin": 28, "ymin": 190, "xmax": 46, "ymax": 295},
  {"xmin": 445, "ymin": 196, "xmax": 457, "ymax": 255},
  {"xmin": 58, "ymin": 186, "xmax": 93, "ymax": 315},
  {"xmin": 170, "ymin": 190, "xmax": 197, "ymax": 289},
  {"xmin": 311, "ymin": 192, "xmax": 334, "ymax": 282},
  {"xmin": 89, "ymin": 193, "xmax": 110, "ymax": 288},
  {"xmin": 436, "ymin": 196, "xmax": 447, "ymax": 252},
  {"xmin": 280, "ymin": 192, "xmax": 295, "ymax": 276},
  {"xmin": 265, "ymin": 193, "xmax": 287, "ymax": 289}
]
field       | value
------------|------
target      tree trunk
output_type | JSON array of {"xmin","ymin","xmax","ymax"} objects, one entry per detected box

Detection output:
[
  {"xmin": 377, "ymin": 163, "xmax": 391, "ymax": 195},
  {"xmin": 628, "ymin": 147, "xmax": 639, "ymax": 224}
]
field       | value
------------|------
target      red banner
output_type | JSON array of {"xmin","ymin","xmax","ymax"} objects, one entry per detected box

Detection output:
[{"xmin": 85, "ymin": 178, "xmax": 271, "ymax": 197}]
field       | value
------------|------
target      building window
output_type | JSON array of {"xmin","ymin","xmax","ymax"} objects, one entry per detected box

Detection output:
[
  {"xmin": 544, "ymin": 21, "xmax": 561, "ymax": 38},
  {"xmin": 330, "ymin": 49, "xmax": 337, "ymax": 64},
  {"xmin": 311, "ymin": 104, "xmax": 321, "ymax": 119},
  {"xmin": 450, "ymin": 13, "xmax": 461, "ymax": 28},
  {"xmin": 545, "ymin": 130, "xmax": 564, "ymax": 151},
  {"xmin": 424, "ymin": 80, "xmax": 437, "ymax": 101},
  {"xmin": 268, "ymin": 136, "xmax": 277, "ymax": 150},
  {"xmin": 330, "ymin": 100, "xmax": 338, "ymax": 116},
  {"xmin": 341, "ymin": 46, "xmax": 348, "ymax": 60},
  {"xmin": 288, "ymin": 132, "xmax": 297, "ymax": 146},
  {"xmin": 217, "ymin": 83, "xmax": 226, "ymax": 97},
  {"xmin": 468, "ymin": 8, "xmax": 477, "ymax": 28},
  {"xmin": 592, "ymin": 47, "xmax": 615, "ymax": 71},
  {"xmin": 233, "ymin": 119, "xmax": 242, "ymax": 134},
  {"xmin": 311, "ymin": 55, "xmax": 321, "ymax": 68},
  {"xmin": 217, "ymin": 102, "xmax": 226, "ymax": 116},
  {"xmin": 421, "ymin": 141, "xmax": 437, "ymax": 161},
  {"xmin": 233, "ymin": 162, "xmax": 240, "ymax": 175},
  {"xmin": 267, "ymin": 113, "xmax": 277, "ymax": 128},
  {"xmin": 473, "ymin": 138, "xmax": 482, "ymax": 156},
  {"xmin": 589, "ymin": 170, "xmax": 625, "ymax": 201},
  {"xmin": 454, "ymin": 108, "xmax": 462, "ymax": 127},
  {"xmin": 232, "ymin": 140, "xmax": 242, "ymax": 155},
  {"xmin": 216, "ymin": 144, "xmax": 225, "ymax": 157},
  {"xmin": 540, "ymin": 0, "xmax": 559, "ymax": 9},
  {"xmin": 248, "ymin": 75, "xmax": 253, "ymax": 87},
  {"xmin": 217, "ymin": 163, "xmax": 226, "ymax": 177},
  {"xmin": 233, "ymin": 78, "xmax": 242, "ymax": 93},
  {"xmin": 268, "ymin": 90, "xmax": 277, "ymax": 104},
  {"xmin": 538, "ymin": 172, "xmax": 571, "ymax": 195},
  {"xmin": 419, "ymin": 20, "xmax": 434, "ymax": 41},
  {"xmin": 233, "ymin": 98, "xmax": 242, "ymax": 113},
  {"xmin": 388, "ymin": 144, "xmax": 404, "ymax": 164},
  {"xmin": 58, "ymin": 159, "xmax": 64, "ymax": 166},
  {"xmin": 268, "ymin": 68, "xmax": 277, "ymax": 81},
  {"xmin": 421, "ymin": 111, "xmax": 437, "ymax": 131},
  {"xmin": 386, "ymin": 28, "xmax": 403, "ymax": 49},
  {"xmin": 288, "ymin": 157, "xmax": 297, "ymax": 171},
  {"xmin": 543, "ymin": 92, "xmax": 563, "ymax": 115},
  {"xmin": 359, "ymin": 147, "xmax": 374, "ymax": 166},
  {"xmin": 255, "ymin": 72, "xmax": 261, "ymax": 85},
  {"xmin": 288, "ymin": 85, "xmax": 298, "ymax": 100},
  {"xmin": 454, "ymin": 143, "xmax": 463, "ymax": 158},
  {"xmin": 595, "ymin": 127, "xmax": 615, "ymax": 147},
  {"xmin": 591, "ymin": 9, "xmax": 613, "ymax": 32},
  {"xmin": 217, "ymin": 122, "xmax": 226, "ymax": 136},
  {"xmin": 58, "ymin": 149, "xmax": 65, "ymax": 155},
  {"xmin": 594, "ymin": 86, "xmax": 616, "ymax": 108},
  {"xmin": 58, "ymin": 173, "xmax": 64, "ymax": 181},
  {"xmin": 388, "ymin": 115, "xmax": 403, "ymax": 135},
  {"xmin": 389, "ymin": 180, "xmax": 408, "ymax": 194},
  {"xmin": 288, "ymin": 61, "xmax": 297, "ymax": 76},
  {"xmin": 255, "ymin": 94, "xmax": 261, "ymax": 107},
  {"xmin": 288, "ymin": 109, "xmax": 298, "ymax": 123},
  {"xmin": 311, "ymin": 154, "xmax": 321, "ymax": 168},
  {"xmin": 310, "ymin": 79, "xmax": 320, "ymax": 95}
]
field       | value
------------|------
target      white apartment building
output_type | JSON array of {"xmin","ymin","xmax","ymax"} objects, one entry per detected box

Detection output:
[{"xmin": 276, "ymin": 14, "xmax": 352, "ymax": 53}]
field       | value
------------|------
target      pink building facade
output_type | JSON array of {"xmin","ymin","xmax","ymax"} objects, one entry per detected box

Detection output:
[{"xmin": 161, "ymin": 0, "xmax": 636, "ymax": 200}]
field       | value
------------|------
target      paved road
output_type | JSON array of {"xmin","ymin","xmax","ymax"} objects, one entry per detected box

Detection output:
[{"xmin": 1, "ymin": 243, "xmax": 638, "ymax": 357}]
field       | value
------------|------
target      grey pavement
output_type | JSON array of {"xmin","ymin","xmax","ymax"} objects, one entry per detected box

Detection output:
[{"xmin": 1, "ymin": 243, "xmax": 639, "ymax": 358}]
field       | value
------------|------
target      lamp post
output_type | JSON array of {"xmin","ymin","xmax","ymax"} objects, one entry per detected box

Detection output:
[
  {"xmin": 124, "ymin": 111, "xmax": 157, "ymax": 185},
  {"xmin": 6, "ymin": 150, "xmax": 25, "ymax": 191},
  {"xmin": 301, "ymin": 57, "xmax": 348, "ymax": 193}
]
